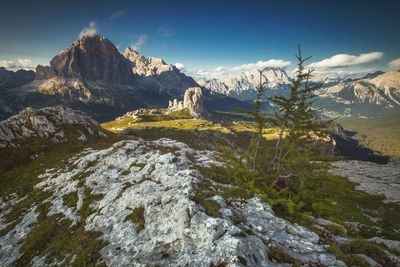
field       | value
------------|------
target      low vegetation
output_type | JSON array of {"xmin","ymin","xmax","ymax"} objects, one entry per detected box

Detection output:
[{"xmin": 124, "ymin": 207, "xmax": 146, "ymax": 233}]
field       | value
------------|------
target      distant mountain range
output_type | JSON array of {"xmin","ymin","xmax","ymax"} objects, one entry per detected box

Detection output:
[
  {"xmin": 315, "ymin": 71, "xmax": 400, "ymax": 117},
  {"xmin": 0, "ymin": 34, "xmax": 249, "ymax": 122},
  {"xmin": 0, "ymin": 34, "xmax": 398, "ymax": 120},
  {"xmin": 197, "ymin": 68, "xmax": 292, "ymax": 101},
  {"xmin": 198, "ymin": 68, "xmax": 400, "ymax": 117}
]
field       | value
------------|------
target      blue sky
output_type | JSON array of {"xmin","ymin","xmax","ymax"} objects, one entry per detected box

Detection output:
[{"xmin": 0, "ymin": 0, "xmax": 399, "ymax": 79}]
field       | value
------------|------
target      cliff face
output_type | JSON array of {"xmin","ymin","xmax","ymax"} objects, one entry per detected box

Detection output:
[{"xmin": 36, "ymin": 34, "xmax": 134, "ymax": 85}]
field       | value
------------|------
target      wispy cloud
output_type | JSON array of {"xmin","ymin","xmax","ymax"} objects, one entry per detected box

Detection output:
[
  {"xmin": 18, "ymin": 58, "xmax": 33, "ymax": 67},
  {"xmin": 156, "ymin": 25, "xmax": 175, "ymax": 37},
  {"xmin": 0, "ymin": 60, "xmax": 15, "ymax": 69},
  {"xmin": 231, "ymin": 59, "xmax": 291, "ymax": 72},
  {"xmin": 130, "ymin": 34, "xmax": 148, "ymax": 51},
  {"xmin": 185, "ymin": 59, "xmax": 291, "ymax": 79},
  {"xmin": 307, "ymin": 52, "xmax": 383, "ymax": 68},
  {"xmin": 109, "ymin": 9, "xmax": 126, "ymax": 21},
  {"xmin": 174, "ymin": 63, "xmax": 185, "ymax": 70},
  {"xmin": 79, "ymin": 21, "xmax": 97, "ymax": 38},
  {"xmin": 388, "ymin": 58, "xmax": 400, "ymax": 70},
  {"xmin": 0, "ymin": 58, "xmax": 35, "ymax": 71}
]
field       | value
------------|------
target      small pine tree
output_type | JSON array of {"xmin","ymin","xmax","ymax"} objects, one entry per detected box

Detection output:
[{"xmin": 266, "ymin": 45, "xmax": 331, "ymax": 189}]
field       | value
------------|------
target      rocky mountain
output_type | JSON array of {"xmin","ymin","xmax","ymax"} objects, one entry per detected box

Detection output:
[
  {"xmin": 198, "ymin": 67, "xmax": 292, "ymax": 101},
  {"xmin": 0, "ymin": 35, "xmax": 145, "ymax": 122},
  {"xmin": 315, "ymin": 71, "xmax": 400, "ymax": 117},
  {"xmin": 0, "ymin": 67, "xmax": 35, "ymax": 90},
  {"xmin": 123, "ymin": 48, "xmax": 198, "ymax": 96},
  {"xmin": 36, "ymin": 34, "xmax": 134, "ymax": 84},
  {"xmin": 0, "ymin": 34, "xmax": 249, "ymax": 122}
]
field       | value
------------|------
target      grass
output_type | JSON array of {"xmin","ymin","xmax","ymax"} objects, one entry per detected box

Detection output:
[
  {"xmin": 124, "ymin": 207, "xmax": 146, "ymax": 233},
  {"xmin": 62, "ymin": 191, "xmax": 79, "ymax": 208},
  {"xmin": 103, "ymin": 118, "xmax": 232, "ymax": 134}
]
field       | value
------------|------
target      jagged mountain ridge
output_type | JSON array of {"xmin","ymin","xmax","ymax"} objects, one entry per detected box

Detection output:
[
  {"xmin": 199, "ymin": 68, "xmax": 400, "ymax": 117},
  {"xmin": 123, "ymin": 48, "xmax": 199, "ymax": 96},
  {"xmin": 198, "ymin": 67, "xmax": 292, "ymax": 101},
  {"xmin": 0, "ymin": 34, "xmax": 249, "ymax": 122},
  {"xmin": 315, "ymin": 71, "xmax": 400, "ymax": 116}
]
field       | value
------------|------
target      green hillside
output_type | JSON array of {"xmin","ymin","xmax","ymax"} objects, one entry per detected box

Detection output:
[{"xmin": 337, "ymin": 114, "xmax": 400, "ymax": 157}]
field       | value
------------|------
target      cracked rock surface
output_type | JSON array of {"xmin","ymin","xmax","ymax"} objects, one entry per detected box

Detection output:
[{"xmin": 1, "ymin": 138, "xmax": 345, "ymax": 266}]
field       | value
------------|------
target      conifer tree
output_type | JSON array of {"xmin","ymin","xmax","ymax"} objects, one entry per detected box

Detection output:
[{"xmin": 266, "ymin": 45, "xmax": 331, "ymax": 189}]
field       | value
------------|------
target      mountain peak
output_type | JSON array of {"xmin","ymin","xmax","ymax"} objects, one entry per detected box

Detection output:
[{"xmin": 35, "ymin": 34, "xmax": 134, "ymax": 84}]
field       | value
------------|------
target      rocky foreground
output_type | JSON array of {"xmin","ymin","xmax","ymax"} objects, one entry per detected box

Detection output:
[{"xmin": 0, "ymin": 137, "xmax": 349, "ymax": 266}]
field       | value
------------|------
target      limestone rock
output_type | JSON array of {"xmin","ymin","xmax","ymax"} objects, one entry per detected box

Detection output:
[
  {"xmin": 184, "ymin": 87, "xmax": 204, "ymax": 114},
  {"xmin": 168, "ymin": 99, "xmax": 184, "ymax": 110},
  {"xmin": 0, "ymin": 105, "xmax": 105, "ymax": 148},
  {"xmin": 167, "ymin": 87, "xmax": 204, "ymax": 116}
]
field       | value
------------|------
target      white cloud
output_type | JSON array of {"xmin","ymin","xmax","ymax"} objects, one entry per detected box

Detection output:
[
  {"xmin": 0, "ymin": 58, "xmax": 35, "ymax": 71},
  {"xmin": 18, "ymin": 58, "xmax": 32, "ymax": 67},
  {"xmin": 307, "ymin": 52, "xmax": 383, "ymax": 68},
  {"xmin": 130, "ymin": 34, "xmax": 148, "ymax": 51},
  {"xmin": 214, "ymin": 66, "xmax": 226, "ymax": 72},
  {"xmin": 109, "ymin": 9, "xmax": 126, "ymax": 21},
  {"xmin": 184, "ymin": 59, "xmax": 291, "ymax": 79},
  {"xmin": 174, "ymin": 63, "xmax": 185, "ymax": 69},
  {"xmin": 231, "ymin": 59, "xmax": 291, "ymax": 72},
  {"xmin": 388, "ymin": 58, "xmax": 400, "ymax": 70},
  {"xmin": 156, "ymin": 25, "xmax": 175, "ymax": 37},
  {"xmin": 79, "ymin": 21, "xmax": 97, "ymax": 38},
  {"xmin": 0, "ymin": 60, "xmax": 15, "ymax": 69}
]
